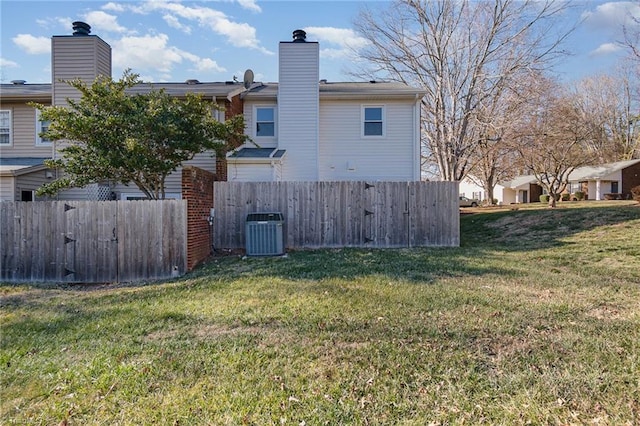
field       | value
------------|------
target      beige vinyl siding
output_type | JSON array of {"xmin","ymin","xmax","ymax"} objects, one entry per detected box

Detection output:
[
  {"xmin": 277, "ymin": 42, "xmax": 319, "ymax": 181},
  {"xmin": 164, "ymin": 151, "xmax": 217, "ymax": 194},
  {"xmin": 16, "ymin": 170, "xmax": 52, "ymax": 201},
  {"xmin": 108, "ymin": 151, "xmax": 217, "ymax": 198},
  {"xmin": 52, "ymin": 35, "xmax": 112, "ymax": 106},
  {"xmin": 318, "ymin": 100, "xmax": 418, "ymax": 181},
  {"xmin": 0, "ymin": 103, "xmax": 53, "ymax": 158},
  {"xmin": 50, "ymin": 34, "xmax": 111, "ymax": 200},
  {"xmin": 0, "ymin": 176, "xmax": 16, "ymax": 201}
]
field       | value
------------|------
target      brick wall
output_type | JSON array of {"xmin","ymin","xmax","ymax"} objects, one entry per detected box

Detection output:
[
  {"xmin": 182, "ymin": 165, "xmax": 215, "ymax": 270},
  {"xmin": 225, "ymin": 95, "xmax": 244, "ymax": 119},
  {"xmin": 214, "ymin": 95, "xmax": 245, "ymax": 183},
  {"xmin": 622, "ymin": 162, "xmax": 640, "ymax": 197}
]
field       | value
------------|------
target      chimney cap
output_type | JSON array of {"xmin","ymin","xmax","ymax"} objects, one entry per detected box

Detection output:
[
  {"xmin": 292, "ymin": 29, "xmax": 306, "ymax": 42},
  {"xmin": 72, "ymin": 21, "xmax": 91, "ymax": 36}
]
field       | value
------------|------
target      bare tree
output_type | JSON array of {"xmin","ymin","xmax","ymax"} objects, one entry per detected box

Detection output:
[
  {"xmin": 466, "ymin": 91, "xmax": 520, "ymax": 205},
  {"xmin": 573, "ymin": 69, "xmax": 640, "ymax": 162},
  {"xmin": 512, "ymin": 80, "xmax": 596, "ymax": 207},
  {"xmin": 354, "ymin": 0, "xmax": 575, "ymax": 181},
  {"xmin": 621, "ymin": 4, "xmax": 640, "ymax": 62}
]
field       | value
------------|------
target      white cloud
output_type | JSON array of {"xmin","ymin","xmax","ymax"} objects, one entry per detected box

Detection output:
[
  {"xmin": 12, "ymin": 34, "xmax": 51, "ymax": 55},
  {"xmin": 102, "ymin": 2, "xmax": 126, "ymax": 13},
  {"xmin": 0, "ymin": 58, "xmax": 19, "ymax": 68},
  {"xmin": 582, "ymin": 1, "xmax": 640, "ymax": 30},
  {"xmin": 112, "ymin": 34, "xmax": 225, "ymax": 78},
  {"xmin": 112, "ymin": 34, "xmax": 183, "ymax": 74},
  {"xmin": 590, "ymin": 42, "xmax": 623, "ymax": 55},
  {"xmin": 237, "ymin": 0, "xmax": 261, "ymax": 13},
  {"xmin": 82, "ymin": 11, "xmax": 128, "ymax": 33},
  {"xmin": 56, "ymin": 17, "xmax": 73, "ymax": 31},
  {"xmin": 123, "ymin": 1, "xmax": 273, "ymax": 54},
  {"xmin": 163, "ymin": 14, "xmax": 192, "ymax": 34},
  {"xmin": 191, "ymin": 58, "xmax": 225, "ymax": 73},
  {"xmin": 304, "ymin": 27, "xmax": 370, "ymax": 58}
]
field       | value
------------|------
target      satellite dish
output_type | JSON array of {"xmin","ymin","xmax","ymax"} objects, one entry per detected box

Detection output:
[{"xmin": 243, "ymin": 69, "xmax": 254, "ymax": 89}]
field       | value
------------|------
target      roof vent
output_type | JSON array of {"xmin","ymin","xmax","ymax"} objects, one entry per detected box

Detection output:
[
  {"xmin": 185, "ymin": 79, "xmax": 200, "ymax": 85},
  {"xmin": 319, "ymin": 79, "xmax": 327, "ymax": 84},
  {"xmin": 11, "ymin": 80, "xmax": 26, "ymax": 85},
  {"xmin": 72, "ymin": 21, "xmax": 91, "ymax": 36},
  {"xmin": 292, "ymin": 29, "xmax": 306, "ymax": 42}
]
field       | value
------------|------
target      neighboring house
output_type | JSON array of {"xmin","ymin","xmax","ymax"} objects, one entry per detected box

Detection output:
[
  {"xmin": 0, "ymin": 23, "xmax": 425, "ymax": 201},
  {"xmin": 458, "ymin": 176, "xmax": 505, "ymax": 205},
  {"xmin": 0, "ymin": 84, "xmax": 53, "ymax": 201},
  {"xmin": 501, "ymin": 175, "xmax": 542, "ymax": 204},
  {"xmin": 501, "ymin": 158, "xmax": 640, "ymax": 203},
  {"xmin": 566, "ymin": 159, "xmax": 640, "ymax": 200}
]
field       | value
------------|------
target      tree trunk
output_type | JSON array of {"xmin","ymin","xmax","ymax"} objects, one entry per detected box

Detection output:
[{"xmin": 486, "ymin": 187, "xmax": 495, "ymax": 205}]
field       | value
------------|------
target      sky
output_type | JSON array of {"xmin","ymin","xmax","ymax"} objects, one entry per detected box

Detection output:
[{"xmin": 0, "ymin": 0, "xmax": 638, "ymax": 86}]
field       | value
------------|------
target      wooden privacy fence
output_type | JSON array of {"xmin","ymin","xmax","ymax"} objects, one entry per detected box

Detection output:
[
  {"xmin": 214, "ymin": 181, "xmax": 459, "ymax": 249},
  {"xmin": 1, "ymin": 200, "xmax": 187, "ymax": 283}
]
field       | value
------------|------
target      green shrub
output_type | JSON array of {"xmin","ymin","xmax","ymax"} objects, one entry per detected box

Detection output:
[
  {"xmin": 561, "ymin": 193, "xmax": 570, "ymax": 201},
  {"xmin": 631, "ymin": 185, "xmax": 640, "ymax": 202},
  {"xmin": 574, "ymin": 191, "xmax": 585, "ymax": 201},
  {"xmin": 539, "ymin": 194, "xmax": 549, "ymax": 203}
]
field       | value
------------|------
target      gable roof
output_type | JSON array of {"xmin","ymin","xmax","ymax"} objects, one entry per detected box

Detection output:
[
  {"xmin": 568, "ymin": 159, "xmax": 640, "ymax": 181},
  {"xmin": 502, "ymin": 174, "xmax": 539, "ymax": 189}
]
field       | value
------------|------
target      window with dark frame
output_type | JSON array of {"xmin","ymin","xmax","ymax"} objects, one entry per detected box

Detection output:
[
  {"xmin": 363, "ymin": 106, "xmax": 383, "ymax": 136},
  {"xmin": 256, "ymin": 107, "xmax": 275, "ymax": 137}
]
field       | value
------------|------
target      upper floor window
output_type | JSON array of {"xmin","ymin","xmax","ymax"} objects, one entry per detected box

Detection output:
[
  {"xmin": 0, "ymin": 110, "xmax": 11, "ymax": 145},
  {"xmin": 36, "ymin": 110, "xmax": 52, "ymax": 146},
  {"xmin": 363, "ymin": 106, "xmax": 384, "ymax": 137},
  {"xmin": 255, "ymin": 106, "xmax": 275, "ymax": 137}
]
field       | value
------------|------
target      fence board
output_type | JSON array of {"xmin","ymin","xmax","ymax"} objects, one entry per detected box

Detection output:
[
  {"xmin": 1, "ymin": 200, "xmax": 186, "ymax": 283},
  {"xmin": 213, "ymin": 181, "xmax": 459, "ymax": 250}
]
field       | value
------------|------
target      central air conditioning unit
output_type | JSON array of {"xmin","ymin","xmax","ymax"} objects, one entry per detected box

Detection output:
[{"xmin": 245, "ymin": 212, "xmax": 285, "ymax": 256}]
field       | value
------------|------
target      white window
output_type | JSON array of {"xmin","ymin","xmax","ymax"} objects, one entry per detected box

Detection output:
[
  {"xmin": 362, "ymin": 106, "xmax": 384, "ymax": 137},
  {"xmin": 35, "ymin": 110, "xmax": 51, "ymax": 146},
  {"xmin": 255, "ymin": 106, "xmax": 276, "ymax": 137},
  {"xmin": 0, "ymin": 110, "xmax": 11, "ymax": 145}
]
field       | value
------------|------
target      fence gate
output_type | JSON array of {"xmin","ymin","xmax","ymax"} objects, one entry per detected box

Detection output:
[
  {"xmin": 363, "ymin": 182, "xmax": 411, "ymax": 247},
  {"xmin": 63, "ymin": 202, "xmax": 118, "ymax": 283}
]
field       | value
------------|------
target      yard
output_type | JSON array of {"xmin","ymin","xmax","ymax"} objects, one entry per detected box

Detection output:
[{"xmin": 2, "ymin": 201, "xmax": 639, "ymax": 425}]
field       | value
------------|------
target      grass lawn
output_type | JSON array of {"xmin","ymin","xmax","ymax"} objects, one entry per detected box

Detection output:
[{"xmin": 2, "ymin": 201, "xmax": 639, "ymax": 425}]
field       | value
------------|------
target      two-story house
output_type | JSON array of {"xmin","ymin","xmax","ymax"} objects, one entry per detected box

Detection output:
[{"xmin": 0, "ymin": 23, "xmax": 425, "ymax": 201}]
